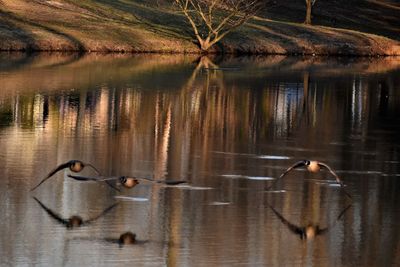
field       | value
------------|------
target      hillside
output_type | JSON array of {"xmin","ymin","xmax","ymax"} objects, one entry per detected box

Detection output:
[{"xmin": 0, "ymin": 0, "xmax": 399, "ymax": 55}]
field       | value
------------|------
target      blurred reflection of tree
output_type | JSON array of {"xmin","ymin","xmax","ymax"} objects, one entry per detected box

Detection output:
[
  {"xmin": 301, "ymin": 71, "xmax": 312, "ymax": 126},
  {"xmin": 378, "ymin": 80, "xmax": 389, "ymax": 116},
  {"xmin": 3, "ymin": 56, "xmax": 400, "ymax": 266},
  {"xmin": 1, "ymin": 55, "xmax": 308, "ymax": 179}
]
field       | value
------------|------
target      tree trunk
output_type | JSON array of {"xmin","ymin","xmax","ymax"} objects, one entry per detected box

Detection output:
[
  {"xmin": 199, "ymin": 38, "xmax": 211, "ymax": 53},
  {"xmin": 305, "ymin": 0, "xmax": 312, "ymax": 25}
]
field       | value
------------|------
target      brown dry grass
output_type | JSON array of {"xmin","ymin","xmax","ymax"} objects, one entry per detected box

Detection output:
[{"xmin": 0, "ymin": 0, "xmax": 399, "ymax": 55}]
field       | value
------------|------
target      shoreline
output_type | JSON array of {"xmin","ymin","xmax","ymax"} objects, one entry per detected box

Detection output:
[
  {"xmin": 1, "ymin": 31, "xmax": 399, "ymax": 57},
  {"xmin": 1, "ymin": 49, "xmax": 399, "ymax": 58}
]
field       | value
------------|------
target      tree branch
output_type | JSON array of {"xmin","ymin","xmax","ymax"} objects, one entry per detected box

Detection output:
[{"xmin": 174, "ymin": 0, "xmax": 264, "ymax": 51}]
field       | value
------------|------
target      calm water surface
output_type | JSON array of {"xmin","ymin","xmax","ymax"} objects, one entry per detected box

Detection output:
[{"xmin": 0, "ymin": 53, "xmax": 400, "ymax": 267}]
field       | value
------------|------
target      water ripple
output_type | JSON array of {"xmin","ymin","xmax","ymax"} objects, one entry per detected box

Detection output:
[
  {"xmin": 114, "ymin": 196, "xmax": 149, "ymax": 202},
  {"xmin": 221, "ymin": 174, "xmax": 275, "ymax": 180}
]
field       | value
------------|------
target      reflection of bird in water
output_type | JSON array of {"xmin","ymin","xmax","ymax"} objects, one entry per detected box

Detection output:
[
  {"xmin": 267, "ymin": 160, "xmax": 352, "ymax": 198},
  {"xmin": 33, "ymin": 197, "xmax": 118, "ymax": 229},
  {"xmin": 30, "ymin": 160, "xmax": 101, "ymax": 191},
  {"xmin": 72, "ymin": 231, "xmax": 148, "ymax": 247},
  {"xmin": 67, "ymin": 174, "xmax": 187, "ymax": 192},
  {"xmin": 268, "ymin": 204, "xmax": 352, "ymax": 240},
  {"xmin": 104, "ymin": 231, "xmax": 148, "ymax": 247}
]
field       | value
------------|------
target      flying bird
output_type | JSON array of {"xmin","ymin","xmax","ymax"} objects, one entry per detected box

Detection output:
[
  {"xmin": 30, "ymin": 160, "xmax": 101, "ymax": 191},
  {"xmin": 268, "ymin": 204, "xmax": 352, "ymax": 240},
  {"xmin": 267, "ymin": 160, "xmax": 352, "ymax": 198},
  {"xmin": 67, "ymin": 174, "xmax": 187, "ymax": 192},
  {"xmin": 33, "ymin": 197, "xmax": 118, "ymax": 229}
]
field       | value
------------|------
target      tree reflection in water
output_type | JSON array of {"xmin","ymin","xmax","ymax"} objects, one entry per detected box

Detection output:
[{"xmin": 0, "ymin": 53, "xmax": 399, "ymax": 266}]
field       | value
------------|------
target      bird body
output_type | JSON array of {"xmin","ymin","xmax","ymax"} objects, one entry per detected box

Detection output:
[
  {"xmin": 120, "ymin": 177, "xmax": 139, "ymax": 188},
  {"xmin": 69, "ymin": 161, "xmax": 84, "ymax": 173},
  {"xmin": 307, "ymin": 161, "xmax": 320, "ymax": 173}
]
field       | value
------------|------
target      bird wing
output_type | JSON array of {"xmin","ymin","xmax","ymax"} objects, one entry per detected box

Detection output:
[
  {"xmin": 316, "ymin": 226, "xmax": 329, "ymax": 236},
  {"xmin": 83, "ymin": 202, "xmax": 119, "ymax": 225},
  {"xmin": 134, "ymin": 177, "xmax": 164, "ymax": 185},
  {"xmin": 135, "ymin": 177, "xmax": 187, "ymax": 185},
  {"xmin": 266, "ymin": 160, "xmax": 306, "ymax": 191},
  {"xmin": 30, "ymin": 161, "xmax": 71, "ymax": 191},
  {"xmin": 268, "ymin": 205, "xmax": 303, "ymax": 236},
  {"xmin": 95, "ymin": 176, "xmax": 122, "ymax": 181},
  {"xmin": 67, "ymin": 174, "xmax": 102, "ymax": 181},
  {"xmin": 104, "ymin": 180, "xmax": 121, "ymax": 192},
  {"xmin": 33, "ymin": 197, "xmax": 68, "ymax": 226},
  {"xmin": 133, "ymin": 177, "xmax": 153, "ymax": 184},
  {"xmin": 162, "ymin": 180, "xmax": 188, "ymax": 185},
  {"xmin": 82, "ymin": 162, "xmax": 101, "ymax": 175},
  {"xmin": 67, "ymin": 175, "xmax": 121, "ymax": 191},
  {"xmin": 317, "ymin": 162, "xmax": 342, "ymax": 185},
  {"xmin": 320, "ymin": 204, "xmax": 352, "ymax": 232},
  {"xmin": 336, "ymin": 204, "xmax": 352, "ymax": 220},
  {"xmin": 317, "ymin": 162, "xmax": 352, "ymax": 199}
]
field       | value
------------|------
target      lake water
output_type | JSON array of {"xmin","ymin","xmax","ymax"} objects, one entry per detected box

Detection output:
[{"xmin": 0, "ymin": 53, "xmax": 400, "ymax": 267}]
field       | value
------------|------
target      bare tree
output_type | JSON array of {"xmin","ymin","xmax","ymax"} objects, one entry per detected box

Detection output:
[
  {"xmin": 305, "ymin": 0, "xmax": 317, "ymax": 25},
  {"xmin": 174, "ymin": 0, "xmax": 264, "ymax": 52}
]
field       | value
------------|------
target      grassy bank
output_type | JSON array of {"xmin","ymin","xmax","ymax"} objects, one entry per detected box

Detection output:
[{"xmin": 0, "ymin": 0, "xmax": 399, "ymax": 55}]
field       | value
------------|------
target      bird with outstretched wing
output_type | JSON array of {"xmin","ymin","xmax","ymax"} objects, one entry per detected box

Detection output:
[
  {"xmin": 67, "ymin": 174, "xmax": 187, "ymax": 191},
  {"xmin": 30, "ymin": 160, "xmax": 100, "ymax": 191},
  {"xmin": 267, "ymin": 160, "xmax": 352, "ymax": 199}
]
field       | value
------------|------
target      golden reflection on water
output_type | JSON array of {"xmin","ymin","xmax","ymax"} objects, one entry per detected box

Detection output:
[{"xmin": 0, "ymin": 53, "xmax": 400, "ymax": 266}]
